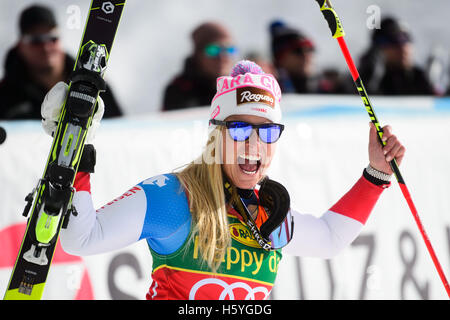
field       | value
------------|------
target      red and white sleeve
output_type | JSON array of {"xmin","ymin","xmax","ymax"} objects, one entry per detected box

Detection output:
[
  {"xmin": 73, "ymin": 172, "xmax": 91, "ymax": 194},
  {"xmin": 283, "ymin": 174, "xmax": 389, "ymax": 258}
]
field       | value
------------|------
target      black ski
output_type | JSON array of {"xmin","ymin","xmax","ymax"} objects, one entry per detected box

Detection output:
[{"xmin": 4, "ymin": 0, "xmax": 126, "ymax": 300}]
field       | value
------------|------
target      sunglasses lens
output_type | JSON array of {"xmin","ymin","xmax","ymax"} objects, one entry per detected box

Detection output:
[
  {"xmin": 204, "ymin": 44, "xmax": 221, "ymax": 57},
  {"xmin": 226, "ymin": 46, "xmax": 237, "ymax": 55},
  {"xmin": 258, "ymin": 125, "xmax": 282, "ymax": 143},
  {"xmin": 226, "ymin": 122, "xmax": 283, "ymax": 143},
  {"xmin": 228, "ymin": 122, "xmax": 252, "ymax": 141},
  {"xmin": 204, "ymin": 44, "xmax": 237, "ymax": 57},
  {"xmin": 266, "ymin": 210, "xmax": 294, "ymax": 249}
]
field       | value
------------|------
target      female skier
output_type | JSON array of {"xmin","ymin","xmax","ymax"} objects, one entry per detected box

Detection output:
[{"xmin": 41, "ymin": 60, "xmax": 405, "ymax": 300}]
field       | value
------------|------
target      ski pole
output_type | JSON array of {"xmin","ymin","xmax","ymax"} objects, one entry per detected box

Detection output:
[{"xmin": 313, "ymin": 0, "xmax": 450, "ymax": 298}]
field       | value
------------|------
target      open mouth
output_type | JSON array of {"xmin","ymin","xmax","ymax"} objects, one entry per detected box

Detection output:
[{"xmin": 238, "ymin": 154, "xmax": 262, "ymax": 175}]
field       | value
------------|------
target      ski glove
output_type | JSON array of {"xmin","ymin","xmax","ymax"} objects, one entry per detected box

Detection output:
[{"xmin": 41, "ymin": 81, "xmax": 105, "ymax": 144}]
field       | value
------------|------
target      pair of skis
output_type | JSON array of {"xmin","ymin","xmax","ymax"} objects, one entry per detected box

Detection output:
[{"xmin": 4, "ymin": 0, "xmax": 126, "ymax": 300}]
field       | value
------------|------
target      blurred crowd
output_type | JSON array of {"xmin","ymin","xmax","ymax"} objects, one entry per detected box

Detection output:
[{"xmin": 0, "ymin": 4, "xmax": 449, "ymax": 119}]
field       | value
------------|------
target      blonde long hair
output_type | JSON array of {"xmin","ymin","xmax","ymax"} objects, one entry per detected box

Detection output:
[{"xmin": 175, "ymin": 126, "xmax": 230, "ymax": 272}]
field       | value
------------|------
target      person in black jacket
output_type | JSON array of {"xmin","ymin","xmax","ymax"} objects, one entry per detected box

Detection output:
[
  {"xmin": 359, "ymin": 17, "xmax": 434, "ymax": 96},
  {"xmin": 162, "ymin": 22, "xmax": 236, "ymax": 111},
  {"xmin": 269, "ymin": 20, "xmax": 317, "ymax": 94},
  {"xmin": 269, "ymin": 20, "xmax": 351, "ymax": 95},
  {"xmin": 0, "ymin": 4, "xmax": 123, "ymax": 120}
]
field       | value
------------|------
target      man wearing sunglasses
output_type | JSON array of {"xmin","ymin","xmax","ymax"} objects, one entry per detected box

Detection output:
[
  {"xmin": 270, "ymin": 20, "xmax": 350, "ymax": 95},
  {"xmin": 162, "ymin": 21, "xmax": 237, "ymax": 111},
  {"xmin": 42, "ymin": 60, "xmax": 405, "ymax": 300},
  {"xmin": 0, "ymin": 4, "xmax": 122, "ymax": 120}
]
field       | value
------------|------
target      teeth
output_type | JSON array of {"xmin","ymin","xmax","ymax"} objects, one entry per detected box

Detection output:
[
  {"xmin": 239, "ymin": 154, "xmax": 261, "ymax": 161},
  {"xmin": 238, "ymin": 154, "xmax": 261, "ymax": 175}
]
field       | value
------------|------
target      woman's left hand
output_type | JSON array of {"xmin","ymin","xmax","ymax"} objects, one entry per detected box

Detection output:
[{"xmin": 368, "ymin": 122, "xmax": 406, "ymax": 175}]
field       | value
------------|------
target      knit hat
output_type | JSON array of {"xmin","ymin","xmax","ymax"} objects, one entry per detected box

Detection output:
[
  {"xmin": 192, "ymin": 22, "xmax": 232, "ymax": 53},
  {"xmin": 372, "ymin": 17, "xmax": 411, "ymax": 47},
  {"xmin": 270, "ymin": 20, "xmax": 314, "ymax": 62},
  {"xmin": 19, "ymin": 5, "xmax": 57, "ymax": 35},
  {"xmin": 209, "ymin": 60, "xmax": 282, "ymax": 123}
]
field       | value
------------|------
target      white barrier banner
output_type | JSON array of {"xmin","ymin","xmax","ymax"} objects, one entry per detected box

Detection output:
[{"xmin": 1, "ymin": 95, "xmax": 450, "ymax": 300}]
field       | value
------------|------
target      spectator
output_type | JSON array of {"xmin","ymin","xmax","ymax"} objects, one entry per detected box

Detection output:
[
  {"xmin": 270, "ymin": 20, "xmax": 349, "ymax": 95},
  {"xmin": 269, "ymin": 20, "xmax": 317, "ymax": 93},
  {"xmin": 317, "ymin": 68, "xmax": 353, "ymax": 94},
  {"xmin": 0, "ymin": 4, "xmax": 122, "ymax": 120},
  {"xmin": 359, "ymin": 17, "xmax": 433, "ymax": 95},
  {"xmin": 358, "ymin": 30, "xmax": 384, "ymax": 93},
  {"xmin": 162, "ymin": 22, "xmax": 236, "ymax": 111}
]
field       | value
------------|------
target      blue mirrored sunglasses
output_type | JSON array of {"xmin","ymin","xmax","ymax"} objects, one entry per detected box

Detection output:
[
  {"xmin": 210, "ymin": 119, "xmax": 284, "ymax": 144},
  {"xmin": 204, "ymin": 44, "xmax": 237, "ymax": 57}
]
